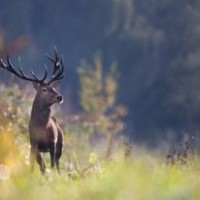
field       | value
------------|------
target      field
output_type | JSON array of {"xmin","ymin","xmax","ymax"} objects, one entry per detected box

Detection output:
[
  {"xmin": 0, "ymin": 81, "xmax": 200, "ymax": 200},
  {"xmin": 1, "ymin": 120, "xmax": 200, "ymax": 200},
  {"xmin": 1, "ymin": 144, "xmax": 200, "ymax": 200}
]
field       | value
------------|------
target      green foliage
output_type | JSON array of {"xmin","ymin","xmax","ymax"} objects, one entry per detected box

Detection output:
[
  {"xmin": 77, "ymin": 54, "xmax": 127, "ymax": 156},
  {"xmin": 78, "ymin": 54, "xmax": 126, "ymax": 138},
  {"xmin": 0, "ymin": 83, "xmax": 32, "ymax": 135}
]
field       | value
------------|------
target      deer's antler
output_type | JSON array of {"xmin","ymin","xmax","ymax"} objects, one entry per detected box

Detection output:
[
  {"xmin": 0, "ymin": 54, "xmax": 48, "ymax": 84},
  {"xmin": 0, "ymin": 48, "xmax": 64, "ymax": 85},
  {"xmin": 46, "ymin": 47, "xmax": 64, "ymax": 84}
]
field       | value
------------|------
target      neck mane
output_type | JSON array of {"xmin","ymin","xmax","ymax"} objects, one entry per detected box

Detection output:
[{"xmin": 30, "ymin": 96, "xmax": 51, "ymax": 127}]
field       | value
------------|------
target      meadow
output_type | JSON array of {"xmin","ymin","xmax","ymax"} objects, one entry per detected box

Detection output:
[{"xmin": 1, "ymin": 126, "xmax": 200, "ymax": 200}]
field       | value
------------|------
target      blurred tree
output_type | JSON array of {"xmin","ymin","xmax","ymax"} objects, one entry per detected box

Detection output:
[
  {"xmin": 0, "ymin": 84, "xmax": 32, "ymax": 135},
  {"xmin": 78, "ymin": 54, "xmax": 127, "ymax": 155},
  {"xmin": 131, "ymin": 1, "xmax": 200, "ymax": 140},
  {"xmin": 107, "ymin": 0, "xmax": 200, "ymax": 141}
]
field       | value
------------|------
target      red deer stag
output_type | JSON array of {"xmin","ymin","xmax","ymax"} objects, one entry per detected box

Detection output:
[{"xmin": 0, "ymin": 49, "xmax": 64, "ymax": 174}]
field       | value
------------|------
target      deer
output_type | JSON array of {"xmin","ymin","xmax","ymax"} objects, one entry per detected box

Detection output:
[{"xmin": 0, "ymin": 49, "xmax": 64, "ymax": 174}]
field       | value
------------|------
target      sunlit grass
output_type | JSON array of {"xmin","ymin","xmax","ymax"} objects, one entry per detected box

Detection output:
[
  {"xmin": 1, "ymin": 121, "xmax": 200, "ymax": 200},
  {"xmin": 1, "ymin": 136, "xmax": 200, "ymax": 200}
]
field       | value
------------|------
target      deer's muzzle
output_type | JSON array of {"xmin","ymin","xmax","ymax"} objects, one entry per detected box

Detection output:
[{"xmin": 56, "ymin": 96, "xmax": 63, "ymax": 103}]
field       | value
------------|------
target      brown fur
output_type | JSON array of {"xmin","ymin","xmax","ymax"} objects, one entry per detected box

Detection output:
[{"xmin": 29, "ymin": 83, "xmax": 64, "ymax": 173}]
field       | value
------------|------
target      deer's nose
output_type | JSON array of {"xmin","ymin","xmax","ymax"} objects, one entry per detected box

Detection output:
[{"xmin": 57, "ymin": 95, "xmax": 63, "ymax": 103}]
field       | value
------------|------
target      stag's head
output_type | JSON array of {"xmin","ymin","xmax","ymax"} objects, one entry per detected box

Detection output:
[
  {"xmin": 33, "ymin": 82, "xmax": 63, "ymax": 106},
  {"xmin": 0, "ymin": 48, "xmax": 64, "ymax": 107}
]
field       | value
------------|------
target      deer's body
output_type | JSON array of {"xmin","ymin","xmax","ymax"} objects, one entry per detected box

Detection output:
[
  {"xmin": 0, "ymin": 49, "xmax": 65, "ymax": 173},
  {"xmin": 29, "ymin": 92, "xmax": 64, "ymax": 173}
]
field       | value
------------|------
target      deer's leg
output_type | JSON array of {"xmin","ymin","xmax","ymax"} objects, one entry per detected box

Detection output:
[
  {"xmin": 55, "ymin": 128, "xmax": 63, "ymax": 174},
  {"xmin": 36, "ymin": 151, "xmax": 45, "ymax": 173},
  {"xmin": 55, "ymin": 147, "xmax": 62, "ymax": 174},
  {"xmin": 30, "ymin": 145, "xmax": 36, "ymax": 172},
  {"xmin": 55, "ymin": 141, "xmax": 63, "ymax": 174},
  {"xmin": 50, "ymin": 142, "xmax": 56, "ymax": 169}
]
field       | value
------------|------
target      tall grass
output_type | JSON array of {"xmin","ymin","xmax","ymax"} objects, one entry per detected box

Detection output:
[{"xmin": 1, "ymin": 125, "xmax": 200, "ymax": 200}]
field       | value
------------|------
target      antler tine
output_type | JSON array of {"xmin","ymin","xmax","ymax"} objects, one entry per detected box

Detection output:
[
  {"xmin": 47, "ymin": 47, "xmax": 60, "ymax": 74},
  {"xmin": 61, "ymin": 54, "xmax": 64, "ymax": 67},
  {"xmin": 6, "ymin": 55, "xmax": 19, "ymax": 74},
  {"xmin": 7, "ymin": 55, "xmax": 35, "ymax": 81},
  {"xmin": 0, "ymin": 54, "xmax": 48, "ymax": 84},
  {"xmin": 31, "ymin": 69, "xmax": 38, "ymax": 81},
  {"xmin": 52, "ymin": 56, "xmax": 64, "ymax": 77},
  {"xmin": 54, "ymin": 46, "xmax": 59, "ymax": 60},
  {"xmin": 40, "ymin": 65, "xmax": 48, "ymax": 82},
  {"xmin": 0, "ymin": 58, "xmax": 6, "ymax": 69},
  {"xmin": 46, "ymin": 53, "xmax": 55, "ymax": 63},
  {"xmin": 16, "ymin": 56, "xmax": 45, "ymax": 83},
  {"xmin": 47, "ymin": 47, "xmax": 58, "ymax": 63},
  {"xmin": 30, "ymin": 64, "xmax": 48, "ymax": 83},
  {"xmin": 57, "ymin": 56, "xmax": 64, "ymax": 77},
  {"xmin": 48, "ymin": 65, "xmax": 64, "ymax": 84},
  {"xmin": 47, "ymin": 49, "xmax": 64, "ymax": 85}
]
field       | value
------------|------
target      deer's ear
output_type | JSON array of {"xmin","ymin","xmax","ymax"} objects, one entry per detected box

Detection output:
[
  {"xmin": 32, "ymin": 82, "xmax": 40, "ymax": 91},
  {"xmin": 50, "ymin": 81, "xmax": 60, "ymax": 89}
]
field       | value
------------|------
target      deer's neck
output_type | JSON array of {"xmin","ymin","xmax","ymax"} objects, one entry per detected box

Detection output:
[{"xmin": 30, "ymin": 97, "xmax": 51, "ymax": 127}]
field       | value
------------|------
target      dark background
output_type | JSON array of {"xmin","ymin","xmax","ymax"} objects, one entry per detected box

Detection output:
[{"xmin": 1, "ymin": 0, "xmax": 200, "ymax": 144}]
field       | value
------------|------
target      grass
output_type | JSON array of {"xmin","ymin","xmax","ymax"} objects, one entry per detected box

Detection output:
[
  {"xmin": 1, "ymin": 138, "xmax": 200, "ymax": 200},
  {"xmin": 0, "ymin": 120, "xmax": 200, "ymax": 200}
]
